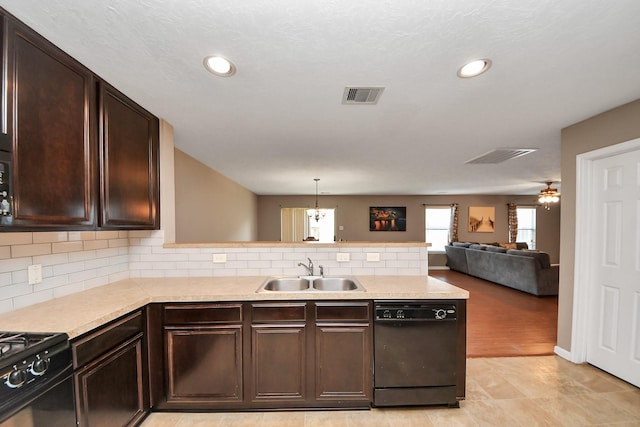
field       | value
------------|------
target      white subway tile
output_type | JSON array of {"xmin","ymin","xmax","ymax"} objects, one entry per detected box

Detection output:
[
  {"xmin": 96, "ymin": 248, "xmax": 120, "ymax": 259},
  {"xmin": 52, "ymin": 241, "xmax": 84, "ymax": 254},
  {"xmin": 53, "ymin": 282, "xmax": 85, "ymax": 298},
  {"xmin": 11, "ymin": 269, "xmax": 28, "ymax": 285},
  {"xmin": 34, "ymin": 274, "xmax": 70, "ymax": 292},
  {"xmin": 69, "ymin": 269, "xmax": 97, "ymax": 283},
  {"xmin": 108, "ymin": 238, "xmax": 129, "ymax": 248},
  {"xmin": 85, "ymin": 257, "xmax": 110, "ymax": 270},
  {"xmin": 0, "ymin": 298, "xmax": 14, "ymax": 313},
  {"xmin": 0, "ymin": 272, "xmax": 11, "ymax": 286},
  {"xmin": 95, "ymin": 231, "xmax": 120, "ymax": 240},
  {"xmin": 0, "ymin": 232, "xmax": 33, "ymax": 246},
  {"xmin": 259, "ymin": 252, "xmax": 283, "ymax": 261},
  {"xmin": 34, "ymin": 253, "xmax": 69, "ymax": 267},
  {"xmin": 68, "ymin": 250, "xmax": 98, "ymax": 262},
  {"xmin": 69, "ymin": 231, "xmax": 96, "ymax": 241},
  {"xmin": 53, "ymin": 261, "xmax": 86, "ymax": 276},
  {"xmin": 11, "ymin": 243, "xmax": 51, "ymax": 258},
  {"xmin": 33, "ymin": 232, "xmax": 68, "ymax": 244},
  {"xmin": 13, "ymin": 289, "xmax": 54, "ymax": 310},
  {"xmin": 0, "ymin": 283, "xmax": 32, "ymax": 299},
  {"xmin": 83, "ymin": 240, "xmax": 108, "ymax": 251},
  {"xmin": 0, "ymin": 246, "xmax": 10, "ymax": 260},
  {"xmin": 0, "ymin": 257, "xmax": 32, "ymax": 273}
]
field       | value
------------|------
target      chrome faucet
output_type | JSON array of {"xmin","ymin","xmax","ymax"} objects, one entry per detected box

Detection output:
[{"xmin": 297, "ymin": 258, "xmax": 314, "ymax": 276}]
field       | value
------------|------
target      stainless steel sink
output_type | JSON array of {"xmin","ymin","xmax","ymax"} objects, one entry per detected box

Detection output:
[
  {"xmin": 260, "ymin": 277, "xmax": 311, "ymax": 292},
  {"xmin": 312, "ymin": 277, "xmax": 364, "ymax": 292},
  {"xmin": 257, "ymin": 277, "xmax": 365, "ymax": 292}
]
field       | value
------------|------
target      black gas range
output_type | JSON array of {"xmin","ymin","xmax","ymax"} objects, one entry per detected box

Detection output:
[{"xmin": 0, "ymin": 331, "xmax": 76, "ymax": 426}]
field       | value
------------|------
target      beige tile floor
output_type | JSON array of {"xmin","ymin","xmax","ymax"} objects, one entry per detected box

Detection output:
[{"xmin": 141, "ymin": 356, "xmax": 640, "ymax": 427}]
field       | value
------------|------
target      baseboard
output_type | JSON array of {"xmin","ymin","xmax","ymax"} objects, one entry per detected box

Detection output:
[
  {"xmin": 428, "ymin": 266, "xmax": 450, "ymax": 270},
  {"xmin": 554, "ymin": 345, "xmax": 573, "ymax": 362}
]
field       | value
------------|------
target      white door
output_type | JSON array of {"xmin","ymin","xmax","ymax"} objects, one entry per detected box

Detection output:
[{"xmin": 587, "ymin": 147, "xmax": 640, "ymax": 387}]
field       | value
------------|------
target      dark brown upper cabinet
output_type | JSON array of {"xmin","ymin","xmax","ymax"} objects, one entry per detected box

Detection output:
[
  {"xmin": 4, "ymin": 15, "xmax": 97, "ymax": 229},
  {"xmin": 0, "ymin": 9, "xmax": 159, "ymax": 231},
  {"xmin": 98, "ymin": 83, "xmax": 159, "ymax": 229}
]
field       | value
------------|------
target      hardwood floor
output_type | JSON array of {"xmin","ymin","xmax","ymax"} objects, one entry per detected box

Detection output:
[{"xmin": 429, "ymin": 269, "xmax": 558, "ymax": 358}]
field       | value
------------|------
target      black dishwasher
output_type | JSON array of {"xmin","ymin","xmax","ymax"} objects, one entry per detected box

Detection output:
[{"xmin": 373, "ymin": 301, "xmax": 461, "ymax": 407}]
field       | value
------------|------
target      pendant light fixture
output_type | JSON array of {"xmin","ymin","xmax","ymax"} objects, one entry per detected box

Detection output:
[
  {"xmin": 312, "ymin": 178, "xmax": 324, "ymax": 222},
  {"xmin": 538, "ymin": 181, "xmax": 560, "ymax": 210}
]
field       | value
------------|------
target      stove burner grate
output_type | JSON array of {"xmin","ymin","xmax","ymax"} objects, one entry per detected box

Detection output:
[{"xmin": 0, "ymin": 333, "xmax": 29, "ymax": 358}]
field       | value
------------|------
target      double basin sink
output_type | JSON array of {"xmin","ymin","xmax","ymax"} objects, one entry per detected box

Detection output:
[{"xmin": 257, "ymin": 276, "xmax": 365, "ymax": 293}]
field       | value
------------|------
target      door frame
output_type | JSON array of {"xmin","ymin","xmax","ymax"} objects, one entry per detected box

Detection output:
[{"xmin": 571, "ymin": 137, "xmax": 640, "ymax": 363}]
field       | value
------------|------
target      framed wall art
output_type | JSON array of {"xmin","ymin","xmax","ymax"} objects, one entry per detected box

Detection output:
[
  {"xmin": 468, "ymin": 206, "xmax": 495, "ymax": 232},
  {"xmin": 370, "ymin": 206, "xmax": 406, "ymax": 231}
]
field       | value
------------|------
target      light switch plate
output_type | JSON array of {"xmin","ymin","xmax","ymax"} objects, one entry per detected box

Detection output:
[
  {"xmin": 212, "ymin": 254, "xmax": 227, "ymax": 263},
  {"xmin": 366, "ymin": 252, "xmax": 380, "ymax": 262},
  {"xmin": 336, "ymin": 253, "xmax": 350, "ymax": 262},
  {"xmin": 28, "ymin": 264, "xmax": 42, "ymax": 285}
]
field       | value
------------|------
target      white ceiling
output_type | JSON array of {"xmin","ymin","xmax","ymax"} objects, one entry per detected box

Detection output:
[{"xmin": 2, "ymin": 0, "xmax": 640, "ymax": 196}]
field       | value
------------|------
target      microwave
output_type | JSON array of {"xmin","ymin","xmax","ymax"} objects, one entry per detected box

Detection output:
[{"xmin": 0, "ymin": 133, "xmax": 12, "ymax": 217}]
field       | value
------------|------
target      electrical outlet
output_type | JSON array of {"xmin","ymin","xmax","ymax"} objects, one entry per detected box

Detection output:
[
  {"xmin": 336, "ymin": 253, "xmax": 350, "ymax": 262},
  {"xmin": 28, "ymin": 264, "xmax": 42, "ymax": 285},
  {"xmin": 212, "ymin": 253, "xmax": 227, "ymax": 263},
  {"xmin": 366, "ymin": 252, "xmax": 380, "ymax": 262}
]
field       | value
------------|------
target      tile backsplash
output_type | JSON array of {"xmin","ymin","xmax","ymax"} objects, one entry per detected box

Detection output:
[{"xmin": 1, "ymin": 230, "xmax": 428, "ymax": 313}]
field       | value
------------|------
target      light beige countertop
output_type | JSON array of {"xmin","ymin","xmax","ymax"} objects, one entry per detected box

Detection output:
[
  {"xmin": 164, "ymin": 241, "xmax": 431, "ymax": 249},
  {"xmin": 0, "ymin": 275, "xmax": 468, "ymax": 339}
]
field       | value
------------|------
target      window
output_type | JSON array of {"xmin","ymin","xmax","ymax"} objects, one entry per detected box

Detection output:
[
  {"xmin": 281, "ymin": 208, "xmax": 335, "ymax": 243},
  {"xmin": 425, "ymin": 207, "xmax": 452, "ymax": 251},
  {"xmin": 305, "ymin": 209, "xmax": 334, "ymax": 243},
  {"xmin": 516, "ymin": 207, "xmax": 536, "ymax": 249}
]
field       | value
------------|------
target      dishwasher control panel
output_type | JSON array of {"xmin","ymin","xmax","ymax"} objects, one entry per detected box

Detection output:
[{"xmin": 375, "ymin": 304, "xmax": 457, "ymax": 320}]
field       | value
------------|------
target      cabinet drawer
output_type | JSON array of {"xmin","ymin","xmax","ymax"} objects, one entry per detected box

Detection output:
[
  {"xmin": 251, "ymin": 303, "xmax": 306, "ymax": 322},
  {"xmin": 315, "ymin": 302, "xmax": 370, "ymax": 322},
  {"xmin": 164, "ymin": 303, "xmax": 242, "ymax": 325},
  {"xmin": 72, "ymin": 310, "xmax": 143, "ymax": 368}
]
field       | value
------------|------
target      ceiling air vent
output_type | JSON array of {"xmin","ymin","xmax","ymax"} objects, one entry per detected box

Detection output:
[
  {"xmin": 465, "ymin": 148, "xmax": 538, "ymax": 164},
  {"xmin": 342, "ymin": 87, "xmax": 385, "ymax": 105}
]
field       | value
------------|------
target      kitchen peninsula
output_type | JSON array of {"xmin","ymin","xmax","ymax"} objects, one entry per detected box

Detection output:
[{"xmin": 0, "ymin": 272, "xmax": 468, "ymax": 424}]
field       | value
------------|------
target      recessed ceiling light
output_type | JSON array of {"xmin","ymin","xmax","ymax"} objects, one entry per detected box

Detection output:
[
  {"xmin": 203, "ymin": 55, "xmax": 236, "ymax": 77},
  {"xmin": 457, "ymin": 59, "xmax": 492, "ymax": 78}
]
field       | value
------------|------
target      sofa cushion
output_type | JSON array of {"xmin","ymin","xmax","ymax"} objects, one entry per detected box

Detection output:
[
  {"xmin": 499, "ymin": 242, "xmax": 518, "ymax": 249},
  {"xmin": 485, "ymin": 245, "xmax": 507, "ymax": 253},
  {"xmin": 506, "ymin": 249, "xmax": 551, "ymax": 269},
  {"xmin": 469, "ymin": 244, "xmax": 486, "ymax": 250},
  {"xmin": 452, "ymin": 242, "xmax": 471, "ymax": 247}
]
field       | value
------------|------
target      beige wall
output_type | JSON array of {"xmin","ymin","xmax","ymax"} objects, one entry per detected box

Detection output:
[
  {"xmin": 557, "ymin": 98, "xmax": 640, "ymax": 352},
  {"xmin": 174, "ymin": 149, "xmax": 258, "ymax": 242},
  {"xmin": 257, "ymin": 194, "xmax": 560, "ymax": 263}
]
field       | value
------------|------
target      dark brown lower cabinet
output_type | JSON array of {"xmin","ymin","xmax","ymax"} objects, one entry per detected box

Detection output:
[
  {"xmin": 315, "ymin": 325, "xmax": 371, "ymax": 400},
  {"xmin": 314, "ymin": 302, "xmax": 372, "ymax": 402},
  {"xmin": 159, "ymin": 303, "xmax": 244, "ymax": 410},
  {"xmin": 250, "ymin": 302, "xmax": 308, "ymax": 405},
  {"xmin": 155, "ymin": 301, "xmax": 372, "ymax": 410},
  {"xmin": 72, "ymin": 310, "xmax": 149, "ymax": 427},
  {"xmin": 165, "ymin": 327, "xmax": 243, "ymax": 403}
]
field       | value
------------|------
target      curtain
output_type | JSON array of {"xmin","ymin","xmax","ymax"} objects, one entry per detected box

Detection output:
[
  {"xmin": 449, "ymin": 203, "xmax": 459, "ymax": 243},
  {"xmin": 507, "ymin": 202, "xmax": 518, "ymax": 243},
  {"xmin": 280, "ymin": 208, "xmax": 307, "ymax": 242}
]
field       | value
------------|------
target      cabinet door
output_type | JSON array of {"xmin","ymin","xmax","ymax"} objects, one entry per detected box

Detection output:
[
  {"xmin": 5, "ymin": 18, "xmax": 96, "ymax": 228},
  {"xmin": 251, "ymin": 325, "xmax": 307, "ymax": 402},
  {"xmin": 165, "ymin": 326, "xmax": 243, "ymax": 403},
  {"xmin": 315, "ymin": 324, "xmax": 372, "ymax": 401},
  {"xmin": 75, "ymin": 335, "xmax": 146, "ymax": 427},
  {"xmin": 99, "ymin": 82, "xmax": 159, "ymax": 229}
]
